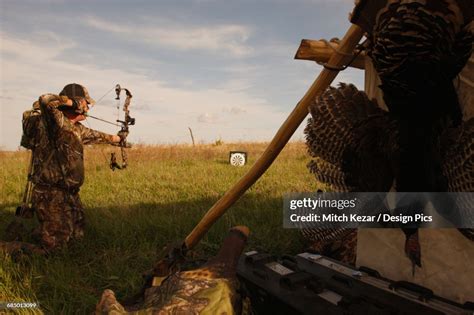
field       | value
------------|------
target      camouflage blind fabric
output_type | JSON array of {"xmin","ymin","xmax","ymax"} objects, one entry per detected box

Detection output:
[{"xmin": 95, "ymin": 227, "xmax": 249, "ymax": 314}]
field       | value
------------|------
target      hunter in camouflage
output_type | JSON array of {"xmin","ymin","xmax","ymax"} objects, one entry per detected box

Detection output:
[{"xmin": 2, "ymin": 83, "xmax": 123, "ymax": 254}]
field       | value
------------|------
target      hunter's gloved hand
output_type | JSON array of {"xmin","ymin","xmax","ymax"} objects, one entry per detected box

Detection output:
[
  {"xmin": 71, "ymin": 99, "xmax": 86, "ymax": 114},
  {"xmin": 117, "ymin": 130, "xmax": 129, "ymax": 143}
]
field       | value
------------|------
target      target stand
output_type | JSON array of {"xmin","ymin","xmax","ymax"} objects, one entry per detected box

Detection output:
[{"xmin": 229, "ymin": 151, "xmax": 248, "ymax": 166}]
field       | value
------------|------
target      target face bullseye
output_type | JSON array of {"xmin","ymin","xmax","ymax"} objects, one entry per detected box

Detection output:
[{"xmin": 229, "ymin": 151, "xmax": 247, "ymax": 166}]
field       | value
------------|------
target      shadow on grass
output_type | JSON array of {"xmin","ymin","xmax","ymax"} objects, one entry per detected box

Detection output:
[{"xmin": 1, "ymin": 193, "xmax": 304, "ymax": 314}]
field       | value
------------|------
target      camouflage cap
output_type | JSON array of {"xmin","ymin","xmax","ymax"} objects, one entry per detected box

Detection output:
[{"xmin": 59, "ymin": 83, "xmax": 95, "ymax": 105}]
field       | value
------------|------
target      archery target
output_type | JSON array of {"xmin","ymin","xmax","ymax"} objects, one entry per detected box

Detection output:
[{"xmin": 229, "ymin": 151, "xmax": 247, "ymax": 166}]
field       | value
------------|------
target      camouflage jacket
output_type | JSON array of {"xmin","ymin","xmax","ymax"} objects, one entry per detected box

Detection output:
[{"xmin": 31, "ymin": 94, "xmax": 115, "ymax": 190}]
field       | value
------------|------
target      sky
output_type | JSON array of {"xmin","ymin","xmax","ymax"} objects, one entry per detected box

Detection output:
[{"xmin": 0, "ymin": 0, "xmax": 364, "ymax": 150}]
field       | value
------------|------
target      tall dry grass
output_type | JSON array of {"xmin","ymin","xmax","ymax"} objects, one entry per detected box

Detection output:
[{"xmin": 0, "ymin": 142, "xmax": 320, "ymax": 314}]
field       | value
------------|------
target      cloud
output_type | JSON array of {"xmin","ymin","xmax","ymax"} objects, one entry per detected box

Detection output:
[
  {"xmin": 224, "ymin": 106, "xmax": 247, "ymax": 115},
  {"xmin": 0, "ymin": 31, "xmax": 290, "ymax": 150},
  {"xmin": 197, "ymin": 113, "xmax": 219, "ymax": 123},
  {"xmin": 84, "ymin": 16, "xmax": 253, "ymax": 57},
  {"xmin": 0, "ymin": 0, "xmax": 364, "ymax": 150},
  {"xmin": 0, "ymin": 31, "xmax": 76, "ymax": 63}
]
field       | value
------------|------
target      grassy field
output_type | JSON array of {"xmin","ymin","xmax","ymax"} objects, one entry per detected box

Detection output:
[{"xmin": 0, "ymin": 142, "xmax": 320, "ymax": 314}]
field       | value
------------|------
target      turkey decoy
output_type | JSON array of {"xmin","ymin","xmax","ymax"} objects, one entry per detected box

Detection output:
[
  {"xmin": 304, "ymin": 0, "xmax": 473, "ymax": 270},
  {"xmin": 305, "ymin": 82, "xmax": 473, "ymax": 271}
]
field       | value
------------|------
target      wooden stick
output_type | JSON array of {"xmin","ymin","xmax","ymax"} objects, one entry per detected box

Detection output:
[
  {"xmin": 184, "ymin": 24, "xmax": 364, "ymax": 251},
  {"xmin": 188, "ymin": 127, "xmax": 195, "ymax": 146},
  {"xmin": 22, "ymin": 150, "xmax": 34, "ymax": 206},
  {"xmin": 295, "ymin": 39, "xmax": 366, "ymax": 70}
]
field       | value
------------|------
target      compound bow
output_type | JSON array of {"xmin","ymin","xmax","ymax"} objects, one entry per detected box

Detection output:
[
  {"xmin": 86, "ymin": 84, "xmax": 135, "ymax": 171},
  {"xmin": 110, "ymin": 84, "xmax": 135, "ymax": 170}
]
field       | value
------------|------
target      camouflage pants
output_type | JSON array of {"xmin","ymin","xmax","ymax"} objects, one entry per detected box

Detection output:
[{"xmin": 31, "ymin": 186, "xmax": 85, "ymax": 251}]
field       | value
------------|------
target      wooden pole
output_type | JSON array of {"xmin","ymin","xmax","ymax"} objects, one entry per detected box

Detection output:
[
  {"xmin": 188, "ymin": 127, "xmax": 195, "ymax": 146},
  {"xmin": 295, "ymin": 39, "xmax": 366, "ymax": 70},
  {"xmin": 184, "ymin": 24, "xmax": 364, "ymax": 251}
]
